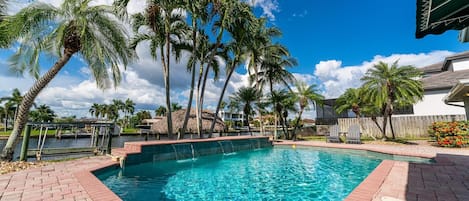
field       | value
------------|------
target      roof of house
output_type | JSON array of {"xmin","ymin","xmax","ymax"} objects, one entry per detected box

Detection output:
[
  {"xmin": 422, "ymin": 69, "xmax": 469, "ymax": 91},
  {"xmin": 442, "ymin": 51, "xmax": 469, "ymax": 71},
  {"xmin": 420, "ymin": 62, "xmax": 443, "ymax": 73}
]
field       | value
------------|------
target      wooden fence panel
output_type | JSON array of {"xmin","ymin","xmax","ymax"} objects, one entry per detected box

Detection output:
[{"xmin": 338, "ymin": 115, "xmax": 466, "ymax": 138}]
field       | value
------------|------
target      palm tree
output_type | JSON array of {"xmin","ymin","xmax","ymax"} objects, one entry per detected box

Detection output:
[
  {"xmin": 129, "ymin": 0, "xmax": 187, "ymax": 139},
  {"xmin": 0, "ymin": 89, "xmax": 23, "ymax": 122},
  {"xmin": 123, "ymin": 98, "xmax": 135, "ymax": 129},
  {"xmin": 250, "ymin": 45, "xmax": 297, "ymax": 139},
  {"xmin": 180, "ymin": 0, "xmax": 209, "ymax": 139},
  {"xmin": 207, "ymin": 1, "xmax": 256, "ymax": 136},
  {"xmin": 335, "ymin": 88, "xmax": 363, "ymax": 118},
  {"xmin": 171, "ymin": 102, "xmax": 182, "ymax": 111},
  {"xmin": 361, "ymin": 61, "xmax": 424, "ymax": 139},
  {"xmin": 291, "ymin": 81, "xmax": 324, "ymax": 141},
  {"xmin": 0, "ymin": 102, "xmax": 14, "ymax": 132},
  {"xmin": 268, "ymin": 90, "xmax": 292, "ymax": 139},
  {"xmin": 155, "ymin": 106, "xmax": 166, "ymax": 117},
  {"xmin": 29, "ymin": 104, "xmax": 55, "ymax": 123},
  {"xmin": 0, "ymin": 0, "xmax": 12, "ymax": 47},
  {"xmin": 230, "ymin": 86, "xmax": 260, "ymax": 135},
  {"xmin": 89, "ymin": 103, "xmax": 102, "ymax": 119},
  {"xmin": 1, "ymin": 0, "xmax": 133, "ymax": 161}
]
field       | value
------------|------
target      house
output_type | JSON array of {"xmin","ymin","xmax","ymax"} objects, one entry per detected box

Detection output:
[
  {"xmin": 316, "ymin": 51, "xmax": 469, "ymax": 124},
  {"xmin": 412, "ymin": 52, "xmax": 469, "ymax": 116},
  {"xmin": 218, "ymin": 110, "xmax": 244, "ymax": 125}
]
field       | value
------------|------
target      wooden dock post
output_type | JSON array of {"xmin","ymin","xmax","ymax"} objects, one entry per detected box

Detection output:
[{"xmin": 19, "ymin": 125, "xmax": 32, "ymax": 161}]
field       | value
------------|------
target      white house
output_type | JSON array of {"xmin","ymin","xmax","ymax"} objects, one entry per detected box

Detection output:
[
  {"xmin": 218, "ymin": 110, "xmax": 244, "ymax": 124},
  {"xmin": 409, "ymin": 51, "xmax": 469, "ymax": 116}
]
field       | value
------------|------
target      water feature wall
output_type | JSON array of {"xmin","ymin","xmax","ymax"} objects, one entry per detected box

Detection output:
[{"xmin": 122, "ymin": 137, "xmax": 272, "ymax": 166}]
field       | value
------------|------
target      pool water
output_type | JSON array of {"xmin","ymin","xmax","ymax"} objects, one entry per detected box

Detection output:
[{"xmin": 96, "ymin": 146, "xmax": 431, "ymax": 201}]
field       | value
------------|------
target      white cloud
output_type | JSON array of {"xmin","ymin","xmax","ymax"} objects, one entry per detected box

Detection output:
[
  {"xmin": 313, "ymin": 50, "xmax": 455, "ymax": 99},
  {"xmin": 246, "ymin": 0, "xmax": 279, "ymax": 21}
]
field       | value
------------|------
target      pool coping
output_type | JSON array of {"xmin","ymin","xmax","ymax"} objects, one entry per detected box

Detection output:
[{"xmin": 86, "ymin": 140, "xmax": 452, "ymax": 201}]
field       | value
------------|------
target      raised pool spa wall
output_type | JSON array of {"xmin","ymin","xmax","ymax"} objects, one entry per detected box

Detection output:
[{"xmin": 111, "ymin": 136, "xmax": 272, "ymax": 166}]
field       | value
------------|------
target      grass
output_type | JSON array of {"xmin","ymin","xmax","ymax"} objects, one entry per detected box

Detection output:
[{"xmin": 0, "ymin": 129, "xmax": 56, "ymax": 137}]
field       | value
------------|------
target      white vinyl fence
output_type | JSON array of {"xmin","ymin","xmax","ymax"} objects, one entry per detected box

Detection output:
[{"xmin": 338, "ymin": 115, "xmax": 466, "ymax": 138}]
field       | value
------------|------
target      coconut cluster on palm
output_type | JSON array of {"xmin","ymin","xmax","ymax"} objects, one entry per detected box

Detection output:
[{"xmin": 152, "ymin": 109, "xmax": 225, "ymax": 134}]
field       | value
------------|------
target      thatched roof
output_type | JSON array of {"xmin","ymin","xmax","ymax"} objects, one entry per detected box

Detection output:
[{"xmin": 151, "ymin": 109, "xmax": 225, "ymax": 134}]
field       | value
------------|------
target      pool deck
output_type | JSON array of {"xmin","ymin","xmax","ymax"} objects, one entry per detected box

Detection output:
[{"xmin": 0, "ymin": 137, "xmax": 468, "ymax": 201}]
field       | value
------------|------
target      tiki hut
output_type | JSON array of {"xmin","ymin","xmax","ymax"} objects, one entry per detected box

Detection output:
[{"xmin": 151, "ymin": 109, "xmax": 225, "ymax": 134}]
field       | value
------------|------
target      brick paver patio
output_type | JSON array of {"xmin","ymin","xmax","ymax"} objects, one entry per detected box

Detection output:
[{"xmin": 0, "ymin": 138, "xmax": 468, "ymax": 201}]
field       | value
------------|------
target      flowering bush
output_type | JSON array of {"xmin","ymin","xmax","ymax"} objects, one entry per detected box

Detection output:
[{"xmin": 429, "ymin": 121, "xmax": 469, "ymax": 147}]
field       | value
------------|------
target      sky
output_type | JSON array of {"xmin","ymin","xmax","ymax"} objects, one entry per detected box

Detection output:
[{"xmin": 1, "ymin": 0, "xmax": 469, "ymax": 119}]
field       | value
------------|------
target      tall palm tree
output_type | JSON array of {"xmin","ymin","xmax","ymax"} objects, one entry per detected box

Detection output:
[
  {"xmin": 291, "ymin": 81, "xmax": 324, "ymax": 141},
  {"xmin": 250, "ymin": 45, "xmax": 297, "ymax": 139},
  {"xmin": 0, "ymin": 0, "xmax": 11, "ymax": 47},
  {"xmin": 124, "ymin": 98, "xmax": 135, "ymax": 129},
  {"xmin": 230, "ymin": 86, "xmax": 260, "ymax": 135},
  {"xmin": 207, "ymin": 1, "xmax": 255, "ymax": 136},
  {"xmin": 361, "ymin": 61, "xmax": 423, "ymax": 139},
  {"xmin": 180, "ymin": 0, "xmax": 209, "ymax": 139},
  {"xmin": 129, "ymin": 0, "xmax": 187, "ymax": 139},
  {"xmin": 0, "ymin": 0, "xmax": 133, "ymax": 161}
]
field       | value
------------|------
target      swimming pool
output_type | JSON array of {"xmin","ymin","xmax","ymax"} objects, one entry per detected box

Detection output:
[{"xmin": 96, "ymin": 146, "xmax": 432, "ymax": 201}]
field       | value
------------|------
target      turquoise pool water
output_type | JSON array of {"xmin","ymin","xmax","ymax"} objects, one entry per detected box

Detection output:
[{"xmin": 96, "ymin": 146, "xmax": 432, "ymax": 201}]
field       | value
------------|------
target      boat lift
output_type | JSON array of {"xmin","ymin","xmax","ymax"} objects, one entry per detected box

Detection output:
[{"xmin": 19, "ymin": 122, "xmax": 116, "ymax": 161}]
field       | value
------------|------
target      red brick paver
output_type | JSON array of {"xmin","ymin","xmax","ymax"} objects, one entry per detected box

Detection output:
[{"xmin": 0, "ymin": 156, "xmax": 119, "ymax": 201}]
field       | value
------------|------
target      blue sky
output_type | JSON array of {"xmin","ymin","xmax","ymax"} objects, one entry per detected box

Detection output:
[{"xmin": 1, "ymin": 0, "xmax": 469, "ymax": 118}]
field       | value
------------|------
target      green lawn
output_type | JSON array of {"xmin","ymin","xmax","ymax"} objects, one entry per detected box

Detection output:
[{"xmin": 0, "ymin": 129, "xmax": 57, "ymax": 137}]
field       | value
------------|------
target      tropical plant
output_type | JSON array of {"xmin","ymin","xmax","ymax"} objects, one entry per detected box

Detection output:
[
  {"xmin": 128, "ymin": 0, "xmax": 188, "ymax": 139},
  {"xmin": 0, "ymin": 102, "xmax": 14, "ymax": 132},
  {"xmin": 361, "ymin": 61, "xmax": 424, "ymax": 139},
  {"xmin": 123, "ymin": 98, "xmax": 135, "ymax": 129},
  {"xmin": 230, "ymin": 86, "xmax": 260, "ymax": 135},
  {"xmin": 291, "ymin": 81, "xmax": 324, "ymax": 140},
  {"xmin": 171, "ymin": 102, "xmax": 182, "ymax": 111},
  {"xmin": 155, "ymin": 106, "xmax": 166, "ymax": 117},
  {"xmin": 0, "ymin": 88, "xmax": 23, "ymax": 122},
  {"xmin": 29, "ymin": 104, "xmax": 55, "ymax": 123},
  {"xmin": 89, "ymin": 103, "xmax": 102, "ymax": 119},
  {"xmin": 0, "ymin": 0, "xmax": 133, "ymax": 161}
]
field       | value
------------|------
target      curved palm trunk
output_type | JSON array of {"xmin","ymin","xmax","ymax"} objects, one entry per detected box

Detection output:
[
  {"xmin": 181, "ymin": 24, "xmax": 198, "ymax": 140},
  {"xmin": 1, "ymin": 52, "xmax": 73, "ymax": 161},
  {"xmin": 197, "ymin": 63, "xmax": 210, "ymax": 138},
  {"xmin": 209, "ymin": 63, "xmax": 235, "ymax": 136}
]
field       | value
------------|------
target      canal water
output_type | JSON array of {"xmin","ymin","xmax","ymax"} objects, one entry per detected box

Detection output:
[{"xmin": 0, "ymin": 132, "xmax": 262, "ymax": 161}]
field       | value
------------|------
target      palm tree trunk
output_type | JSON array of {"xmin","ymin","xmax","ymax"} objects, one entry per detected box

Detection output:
[
  {"xmin": 3, "ymin": 113, "xmax": 7, "ymax": 132},
  {"xmin": 161, "ymin": 41, "xmax": 173, "ymax": 139},
  {"xmin": 1, "ymin": 52, "xmax": 73, "ymax": 161},
  {"xmin": 381, "ymin": 103, "xmax": 391, "ymax": 140},
  {"xmin": 246, "ymin": 113, "xmax": 252, "ymax": 136},
  {"xmin": 181, "ymin": 24, "xmax": 198, "ymax": 140},
  {"xmin": 389, "ymin": 114, "xmax": 396, "ymax": 139},
  {"xmin": 292, "ymin": 108, "xmax": 304, "ymax": 141},
  {"xmin": 280, "ymin": 114, "xmax": 287, "ymax": 139},
  {"xmin": 197, "ymin": 63, "xmax": 210, "ymax": 138},
  {"xmin": 209, "ymin": 63, "xmax": 235, "ymax": 135},
  {"xmin": 195, "ymin": 63, "xmax": 205, "ymax": 138}
]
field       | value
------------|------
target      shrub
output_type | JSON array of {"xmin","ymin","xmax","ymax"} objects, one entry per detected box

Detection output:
[{"xmin": 429, "ymin": 121, "xmax": 469, "ymax": 147}]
